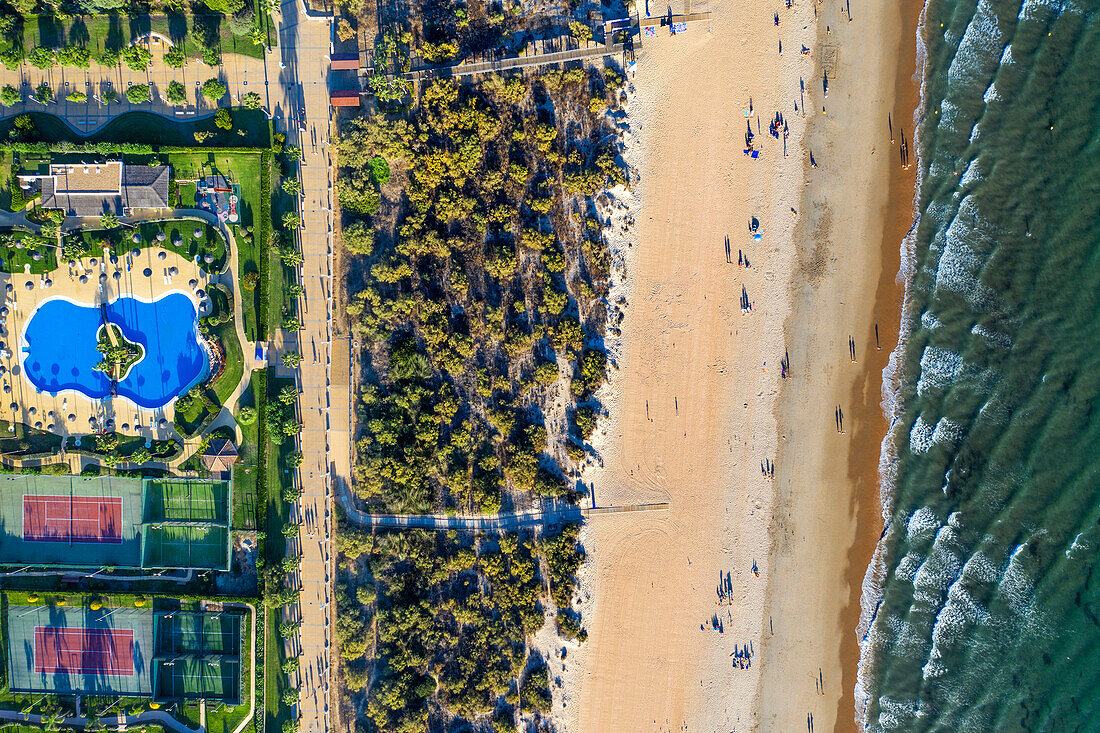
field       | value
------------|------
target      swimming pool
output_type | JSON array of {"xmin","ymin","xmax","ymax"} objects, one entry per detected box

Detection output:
[{"xmin": 22, "ymin": 293, "xmax": 209, "ymax": 410}]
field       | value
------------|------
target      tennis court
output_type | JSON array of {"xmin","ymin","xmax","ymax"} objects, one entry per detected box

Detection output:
[
  {"xmin": 0, "ymin": 475, "xmax": 231, "ymax": 570},
  {"xmin": 155, "ymin": 611, "xmax": 239, "ymax": 656},
  {"xmin": 34, "ymin": 627, "xmax": 134, "ymax": 675},
  {"xmin": 7, "ymin": 605, "xmax": 154, "ymax": 696},
  {"xmin": 144, "ymin": 479, "xmax": 229, "ymax": 523},
  {"xmin": 154, "ymin": 657, "xmax": 240, "ymax": 701},
  {"xmin": 23, "ymin": 495, "xmax": 124, "ymax": 544},
  {"xmin": 142, "ymin": 524, "xmax": 230, "ymax": 570}
]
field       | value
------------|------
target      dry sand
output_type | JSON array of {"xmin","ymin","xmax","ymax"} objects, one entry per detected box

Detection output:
[{"xmin": 555, "ymin": 0, "xmax": 918, "ymax": 729}]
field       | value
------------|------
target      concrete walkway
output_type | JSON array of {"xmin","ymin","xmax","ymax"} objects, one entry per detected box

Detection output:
[{"xmin": 271, "ymin": 1, "xmax": 341, "ymax": 732}]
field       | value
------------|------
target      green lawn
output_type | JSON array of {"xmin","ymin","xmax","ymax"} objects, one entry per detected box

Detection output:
[
  {"xmin": 0, "ymin": 231, "xmax": 57, "ymax": 273},
  {"xmin": 2, "ymin": 12, "xmax": 275, "ymax": 61},
  {"xmin": 169, "ymin": 149, "xmax": 265, "ymax": 340},
  {"xmin": 61, "ymin": 219, "xmax": 226, "ymax": 273},
  {"xmin": 263, "ymin": 606, "xmax": 291, "ymax": 733},
  {"xmin": 0, "ymin": 109, "xmax": 272, "ymax": 150},
  {"xmin": 231, "ymin": 371, "xmax": 262, "ymax": 530}
]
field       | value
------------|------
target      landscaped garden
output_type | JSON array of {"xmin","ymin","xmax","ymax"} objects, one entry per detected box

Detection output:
[
  {"xmin": 0, "ymin": 103, "xmax": 304, "ymax": 733},
  {"xmin": 0, "ymin": 9, "xmax": 277, "ymax": 68}
]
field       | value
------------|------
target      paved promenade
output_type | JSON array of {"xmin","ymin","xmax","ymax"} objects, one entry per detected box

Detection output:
[{"xmin": 274, "ymin": 2, "xmax": 344, "ymax": 733}]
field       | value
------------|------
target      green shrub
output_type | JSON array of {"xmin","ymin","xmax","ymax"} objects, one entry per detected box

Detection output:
[
  {"xmin": 121, "ymin": 45, "xmax": 152, "ymax": 71},
  {"xmin": 27, "ymin": 47, "xmax": 56, "ymax": 69},
  {"xmin": 125, "ymin": 85, "xmax": 150, "ymax": 104},
  {"xmin": 202, "ymin": 78, "xmax": 227, "ymax": 102},
  {"xmin": 166, "ymin": 80, "xmax": 187, "ymax": 106}
]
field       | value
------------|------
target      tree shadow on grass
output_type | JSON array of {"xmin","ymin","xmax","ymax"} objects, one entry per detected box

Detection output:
[
  {"xmin": 69, "ymin": 17, "xmax": 90, "ymax": 47},
  {"xmin": 128, "ymin": 14, "xmax": 151, "ymax": 42},
  {"xmin": 35, "ymin": 15, "xmax": 62, "ymax": 48},
  {"xmin": 106, "ymin": 15, "xmax": 125, "ymax": 52},
  {"xmin": 167, "ymin": 12, "xmax": 188, "ymax": 45}
]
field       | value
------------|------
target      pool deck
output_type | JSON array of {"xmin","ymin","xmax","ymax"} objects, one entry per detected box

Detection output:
[{"xmin": 0, "ymin": 244, "xmax": 213, "ymax": 444}]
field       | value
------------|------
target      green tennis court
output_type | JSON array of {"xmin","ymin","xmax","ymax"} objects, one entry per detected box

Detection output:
[
  {"xmin": 143, "ymin": 479, "xmax": 229, "ymax": 523},
  {"xmin": 155, "ymin": 611, "xmax": 240, "ymax": 656},
  {"xmin": 154, "ymin": 657, "xmax": 240, "ymax": 700},
  {"xmin": 0, "ymin": 476, "xmax": 231, "ymax": 570}
]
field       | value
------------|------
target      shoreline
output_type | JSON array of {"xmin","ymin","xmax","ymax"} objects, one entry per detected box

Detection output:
[
  {"xmin": 755, "ymin": 0, "xmax": 923, "ymax": 728},
  {"xmin": 848, "ymin": 0, "xmax": 926, "ymax": 725}
]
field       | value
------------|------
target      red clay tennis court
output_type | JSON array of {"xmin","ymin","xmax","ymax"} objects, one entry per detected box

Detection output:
[
  {"xmin": 22, "ymin": 495, "xmax": 123, "ymax": 543},
  {"xmin": 33, "ymin": 626, "xmax": 135, "ymax": 675}
]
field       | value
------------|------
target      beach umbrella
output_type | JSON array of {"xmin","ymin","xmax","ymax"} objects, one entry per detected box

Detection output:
[
  {"xmin": 33, "ymin": 421, "xmax": 41, "ymax": 429},
  {"xmin": 110, "ymin": 255, "xmax": 119, "ymax": 265},
  {"xmin": 79, "ymin": 275, "xmax": 88, "ymax": 284},
  {"xmin": 22, "ymin": 281, "xmax": 31, "ymax": 291},
  {"xmin": 173, "ymin": 237, "xmax": 183, "ymax": 246},
  {"xmin": 158, "ymin": 418, "xmax": 168, "ymax": 429},
  {"xmin": 43, "ymin": 279, "xmax": 52, "ymax": 288},
  {"xmin": 89, "ymin": 258, "xmax": 98, "ymax": 266},
  {"xmin": 168, "ymin": 266, "xmax": 178, "ymax": 276},
  {"xmin": 143, "ymin": 268, "xmax": 152, "ymax": 277},
  {"xmin": 46, "ymin": 423, "xmax": 53, "ymax": 430},
  {"xmin": 14, "ymin": 240, "xmax": 22, "ymax": 249},
  {"xmin": 196, "ymin": 289, "xmax": 206, "ymax": 298},
  {"xmin": 2, "ymin": 385, "xmax": 8, "ymax": 395},
  {"xmin": 121, "ymin": 423, "xmax": 129, "ymax": 431},
  {"xmin": 131, "ymin": 233, "xmax": 141, "ymax": 244},
  {"xmin": 105, "ymin": 419, "xmax": 114, "ymax": 430},
  {"xmin": 27, "ymin": 407, "xmax": 34, "ymax": 415},
  {"xmin": 131, "ymin": 247, "xmax": 141, "ymax": 256},
  {"xmin": 99, "ymin": 274, "xmax": 107, "ymax": 283},
  {"xmin": 5, "ymin": 284, "xmax": 11, "ymax": 293},
  {"xmin": 204, "ymin": 254, "xmax": 215, "ymax": 264},
  {"xmin": 68, "ymin": 260, "xmax": 76, "ymax": 267},
  {"xmin": 156, "ymin": 232, "xmax": 166, "ymax": 242},
  {"xmin": 194, "ymin": 228, "xmax": 203, "ymax": 238},
  {"xmin": 67, "ymin": 414, "xmax": 75, "ymax": 422},
  {"xmin": 1, "ymin": 306, "xmax": 8, "ymax": 316},
  {"xmin": 113, "ymin": 271, "xmax": 122, "ymax": 280},
  {"xmin": 47, "ymin": 410, "xmax": 54, "ymax": 417},
  {"xmin": 158, "ymin": 250, "xmax": 167, "ymax": 260},
  {"xmin": 88, "ymin": 417, "xmax": 97, "ymax": 426},
  {"xmin": 8, "ymin": 402, "xmax": 16, "ymax": 410},
  {"xmin": 188, "ymin": 279, "xmax": 198, "ymax": 288},
  {"xmin": 31, "ymin": 251, "xmax": 41, "ymax": 261}
]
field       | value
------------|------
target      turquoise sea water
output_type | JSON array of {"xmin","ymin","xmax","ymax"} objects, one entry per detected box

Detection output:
[{"xmin": 859, "ymin": 0, "xmax": 1100, "ymax": 729}]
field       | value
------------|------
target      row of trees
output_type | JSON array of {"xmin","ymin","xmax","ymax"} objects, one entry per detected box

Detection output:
[{"xmin": 0, "ymin": 77, "xmax": 247, "ymax": 106}]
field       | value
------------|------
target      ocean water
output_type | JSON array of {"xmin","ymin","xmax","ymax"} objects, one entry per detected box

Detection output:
[{"xmin": 859, "ymin": 0, "xmax": 1100, "ymax": 729}]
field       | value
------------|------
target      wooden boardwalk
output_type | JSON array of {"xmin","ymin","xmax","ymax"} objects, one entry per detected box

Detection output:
[
  {"xmin": 338, "ymin": 492, "xmax": 669, "ymax": 532},
  {"xmin": 403, "ymin": 42, "xmax": 633, "ymax": 81}
]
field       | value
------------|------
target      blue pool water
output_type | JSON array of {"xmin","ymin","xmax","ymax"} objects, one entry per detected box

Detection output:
[{"xmin": 22, "ymin": 293, "xmax": 209, "ymax": 410}]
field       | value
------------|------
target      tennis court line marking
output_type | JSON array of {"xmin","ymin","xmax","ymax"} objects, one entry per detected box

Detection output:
[{"xmin": 22, "ymin": 494, "xmax": 124, "ymax": 544}]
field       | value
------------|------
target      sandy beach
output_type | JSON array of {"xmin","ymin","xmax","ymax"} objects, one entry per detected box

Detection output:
[{"xmin": 556, "ymin": 0, "xmax": 918, "ymax": 729}]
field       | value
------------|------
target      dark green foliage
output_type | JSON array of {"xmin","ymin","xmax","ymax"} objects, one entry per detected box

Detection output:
[
  {"xmin": 520, "ymin": 660, "xmax": 552, "ymax": 713},
  {"xmin": 338, "ymin": 530, "xmax": 544, "ymax": 730},
  {"xmin": 342, "ymin": 73, "xmax": 623, "ymax": 515},
  {"xmin": 542, "ymin": 525, "xmax": 584, "ymax": 610}
]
